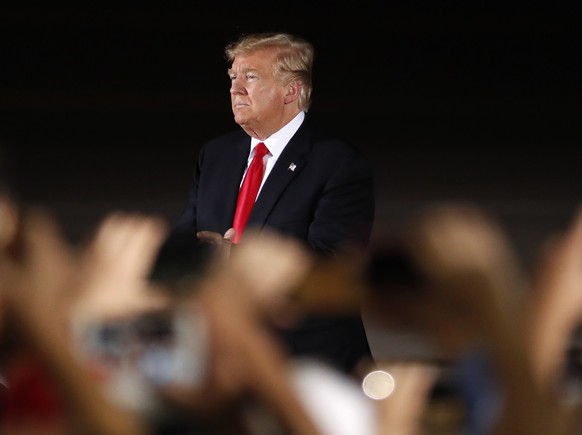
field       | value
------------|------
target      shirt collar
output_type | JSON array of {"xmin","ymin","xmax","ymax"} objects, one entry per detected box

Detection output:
[{"xmin": 250, "ymin": 111, "xmax": 305, "ymax": 158}]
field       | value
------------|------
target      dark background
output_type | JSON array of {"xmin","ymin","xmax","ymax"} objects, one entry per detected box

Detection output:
[{"xmin": 1, "ymin": 1, "xmax": 580, "ymax": 272}]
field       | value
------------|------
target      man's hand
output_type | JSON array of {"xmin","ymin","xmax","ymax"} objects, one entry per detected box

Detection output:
[{"xmin": 197, "ymin": 228, "xmax": 236, "ymax": 261}]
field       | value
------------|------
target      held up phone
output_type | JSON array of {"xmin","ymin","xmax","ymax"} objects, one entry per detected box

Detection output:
[{"xmin": 81, "ymin": 307, "xmax": 209, "ymax": 389}]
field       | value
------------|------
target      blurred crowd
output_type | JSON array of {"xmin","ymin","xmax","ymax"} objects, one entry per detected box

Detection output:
[{"xmin": 3, "ymin": 172, "xmax": 582, "ymax": 434}]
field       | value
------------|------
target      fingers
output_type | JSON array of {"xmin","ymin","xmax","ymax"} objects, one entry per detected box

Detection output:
[
  {"xmin": 0, "ymin": 193, "xmax": 18, "ymax": 250},
  {"xmin": 196, "ymin": 230, "xmax": 226, "ymax": 245},
  {"xmin": 86, "ymin": 212, "xmax": 168, "ymax": 275},
  {"xmin": 196, "ymin": 229, "xmax": 234, "ymax": 262},
  {"xmin": 0, "ymin": 208, "xmax": 77, "ymax": 309},
  {"xmin": 74, "ymin": 212, "xmax": 170, "ymax": 321},
  {"xmin": 223, "ymin": 228, "xmax": 236, "ymax": 242},
  {"xmin": 226, "ymin": 229, "xmax": 313, "ymax": 321}
]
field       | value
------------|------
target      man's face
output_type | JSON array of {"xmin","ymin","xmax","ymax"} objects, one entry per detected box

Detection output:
[{"xmin": 228, "ymin": 48, "xmax": 287, "ymax": 134}]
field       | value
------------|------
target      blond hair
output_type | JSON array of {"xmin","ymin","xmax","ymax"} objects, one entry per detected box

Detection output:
[{"xmin": 225, "ymin": 32, "xmax": 314, "ymax": 111}]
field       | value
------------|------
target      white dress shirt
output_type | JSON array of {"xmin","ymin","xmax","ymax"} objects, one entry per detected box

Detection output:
[{"xmin": 241, "ymin": 111, "xmax": 305, "ymax": 195}]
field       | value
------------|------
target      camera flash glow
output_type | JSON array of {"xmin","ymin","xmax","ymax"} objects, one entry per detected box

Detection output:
[{"xmin": 362, "ymin": 370, "xmax": 395, "ymax": 400}]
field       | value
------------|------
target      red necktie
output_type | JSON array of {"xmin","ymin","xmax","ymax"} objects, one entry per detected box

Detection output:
[{"xmin": 232, "ymin": 142, "xmax": 269, "ymax": 244}]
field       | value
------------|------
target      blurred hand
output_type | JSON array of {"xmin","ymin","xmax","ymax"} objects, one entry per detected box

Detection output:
[
  {"xmin": 0, "ymin": 208, "xmax": 77, "ymax": 339},
  {"xmin": 73, "ymin": 212, "xmax": 170, "ymax": 324},
  {"xmin": 527, "ymin": 207, "xmax": 582, "ymax": 389}
]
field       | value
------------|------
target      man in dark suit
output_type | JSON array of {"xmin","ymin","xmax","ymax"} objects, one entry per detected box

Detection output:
[{"xmin": 174, "ymin": 32, "xmax": 375, "ymax": 375}]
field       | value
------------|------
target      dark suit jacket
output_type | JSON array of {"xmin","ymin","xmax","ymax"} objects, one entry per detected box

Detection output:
[{"xmin": 174, "ymin": 114, "xmax": 376, "ymax": 373}]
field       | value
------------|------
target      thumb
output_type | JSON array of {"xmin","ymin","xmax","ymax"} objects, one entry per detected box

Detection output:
[{"xmin": 224, "ymin": 228, "xmax": 236, "ymax": 242}]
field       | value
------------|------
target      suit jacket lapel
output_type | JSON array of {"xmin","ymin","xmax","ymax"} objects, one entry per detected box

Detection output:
[
  {"xmin": 248, "ymin": 121, "xmax": 312, "ymax": 226},
  {"xmin": 221, "ymin": 137, "xmax": 251, "ymax": 228}
]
